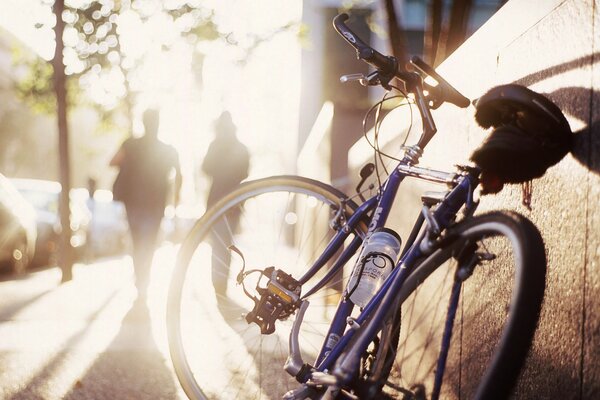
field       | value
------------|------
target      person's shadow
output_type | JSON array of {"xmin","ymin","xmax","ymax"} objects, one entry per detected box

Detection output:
[{"xmin": 62, "ymin": 300, "xmax": 181, "ymax": 400}]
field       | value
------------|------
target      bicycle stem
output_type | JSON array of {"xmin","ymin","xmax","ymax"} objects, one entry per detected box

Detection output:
[{"xmin": 413, "ymin": 84, "xmax": 438, "ymax": 150}]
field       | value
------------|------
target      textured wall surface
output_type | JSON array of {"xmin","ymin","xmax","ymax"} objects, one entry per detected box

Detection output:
[{"xmin": 347, "ymin": 0, "xmax": 599, "ymax": 397}]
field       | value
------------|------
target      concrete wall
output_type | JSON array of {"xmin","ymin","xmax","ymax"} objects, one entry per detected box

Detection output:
[{"xmin": 348, "ymin": 0, "xmax": 599, "ymax": 397}]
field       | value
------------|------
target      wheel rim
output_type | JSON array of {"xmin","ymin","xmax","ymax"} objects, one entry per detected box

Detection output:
[
  {"xmin": 168, "ymin": 179, "xmax": 364, "ymax": 400},
  {"xmin": 379, "ymin": 218, "xmax": 540, "ymax": 400}
]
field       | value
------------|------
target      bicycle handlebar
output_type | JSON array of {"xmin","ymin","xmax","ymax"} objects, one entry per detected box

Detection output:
[
  {"xmin": 333, "ymin": 13, "xmax": 471, "ymax": 151},
  {"xmin": 333, "ymin": 13, "xmax": 470, "ymax": 110},
  {"xmin": 333, "ymin": 13, "xmax": 397, "ymax": 75}
]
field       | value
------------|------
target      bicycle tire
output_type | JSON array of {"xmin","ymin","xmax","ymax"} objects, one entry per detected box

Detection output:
[
  {"xmin": 167, "ymin": 176, "xmax": 367, "ymax": 400},
  {"xmin": 360, "ymin": 211, "xmax": 546, "ymax": 400}
]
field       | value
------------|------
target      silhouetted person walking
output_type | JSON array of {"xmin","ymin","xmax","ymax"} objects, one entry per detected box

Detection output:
[
  {"xmin": 202, "ymin": 111, "xmax": 249, "ymax": 295},
  {"xmin": 110, "ymin": 109, "xmax": 181, "ymax": 300}
]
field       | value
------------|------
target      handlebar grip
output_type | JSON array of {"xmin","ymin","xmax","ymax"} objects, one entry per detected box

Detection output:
[
  {"xmin": 333, "ymin": 13, "xmax": 396, "ymax": 75},
  {"xmin": 410, "ymin": 57, "xmax": 470, "ymax": 108},
  {"xmin": 333, "ymin": 14, "xmax": 368, "ymax": 51}
]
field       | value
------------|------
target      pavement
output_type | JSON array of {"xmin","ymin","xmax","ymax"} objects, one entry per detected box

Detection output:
[{"xmin": 0, "ymin": 244, "xmax": 188, "ymax": 400}]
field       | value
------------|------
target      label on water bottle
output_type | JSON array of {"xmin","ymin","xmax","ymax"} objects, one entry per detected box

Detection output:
[
  {"xmin": 362, "ymin": 253, "xmax": 389, "ymax": 278},
  {"xmin": 348, "ymin": 252, "xmax": 395, "ymax": 308}
]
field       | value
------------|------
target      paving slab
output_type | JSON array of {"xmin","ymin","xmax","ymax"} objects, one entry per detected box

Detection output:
[{"xmin": 0, "ymin": 245, "xmax": 187, "ymax": 400}]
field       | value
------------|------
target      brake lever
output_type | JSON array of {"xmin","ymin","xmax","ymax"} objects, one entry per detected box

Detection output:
[
  {"xmin": 340, "ymin": 71, "xmax": 387, "ymax": 87},
  {"xmin": 340, "ymin": 73, "xmax": 366, "ymax": 84}
]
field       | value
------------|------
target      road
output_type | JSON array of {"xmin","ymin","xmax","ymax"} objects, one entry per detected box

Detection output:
[{"xmin": 0, "ymin": 244, "xmax": 188, "ymax": 400}]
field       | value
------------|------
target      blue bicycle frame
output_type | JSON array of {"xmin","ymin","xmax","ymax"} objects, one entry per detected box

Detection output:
[
  {"xmin": 290, "ymin": 161, "xmax": 479, "ymax": 384},
  {"xmin": 278, "ymin": 15, "xmax": 481, "ymax": 393}
]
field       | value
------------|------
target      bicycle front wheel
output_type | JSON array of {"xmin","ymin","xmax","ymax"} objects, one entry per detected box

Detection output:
[
  {"xmin": 167, "ymin": 176, "xmax": 365, "ymax": 400},
  {"xmin": 366, "ymin": 211, "xmax": 546, "ymax": 400}
]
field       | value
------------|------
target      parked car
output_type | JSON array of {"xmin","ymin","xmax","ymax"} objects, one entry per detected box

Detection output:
[
  {"xmin": 81, "ymin": 189, "xmax": 130, "ymax": 258},
  {"xmin": 10, "ymin": 178, "xmax": 90, "ymax": 267},
  {"xmin": 0, "ymin": 174, "xmax": 37, "ymax": 273}
]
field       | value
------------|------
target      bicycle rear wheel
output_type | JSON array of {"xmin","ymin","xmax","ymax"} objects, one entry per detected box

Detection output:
[
  {"xmin": 167, "ymin": 176, "xmax": 365, "ymax": 400},
  {"xmin": 364, "ymin": 211, "xmax": 546, "ymax": 400}
]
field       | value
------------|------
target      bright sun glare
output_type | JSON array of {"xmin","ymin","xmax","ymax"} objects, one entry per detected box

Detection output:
[{"xmin": 0, "ymin": 0, "xmax": 303, "ymax": 206}]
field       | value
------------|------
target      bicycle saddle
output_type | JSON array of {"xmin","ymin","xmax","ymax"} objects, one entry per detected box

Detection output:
[{"xmin": 470, "ymin": 84, "xmax": 572, "ymax": 193}]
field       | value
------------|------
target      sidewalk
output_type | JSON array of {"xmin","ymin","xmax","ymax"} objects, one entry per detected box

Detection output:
[{"xmin": 0, "ymin": 245, "xmax": 187, "ymax": 400}]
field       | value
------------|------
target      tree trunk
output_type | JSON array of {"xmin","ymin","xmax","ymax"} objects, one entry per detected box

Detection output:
[{"xmin": 52, "ymin": 0, "xmax": 74, "ymax": 282}]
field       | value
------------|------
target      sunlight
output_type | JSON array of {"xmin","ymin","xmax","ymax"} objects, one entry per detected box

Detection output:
[
  {"xmin": 0, "ymin": 0, "xmax": 303, "ymax": 197},
  {"xmin": 116, "ymin": 0, "xmax": 303, "ymax": 204},
  {"xmin": 146, "ymin": 243, "xmax": 181, "ymax": 354},
  {"xmin": 0, "ymin": 0, "xmax": 54, "ymax": 60},
  {"xmin": 0, "ymin": 260, "xmax": 138, "ymax": 399},
  {"xmin": 168, "ymin": 0, "xmax": 303, "ymax": 202}
]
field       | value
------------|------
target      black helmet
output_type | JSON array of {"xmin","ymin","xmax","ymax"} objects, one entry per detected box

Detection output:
[{"xmin": 470, "ymin": 84, "xmax": 572, "ymax": 193}]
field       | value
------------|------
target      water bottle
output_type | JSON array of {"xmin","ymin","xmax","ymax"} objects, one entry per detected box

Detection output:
[{"xmin": 347, "ymin": 228, "xmax": 401, "ymax": 308}]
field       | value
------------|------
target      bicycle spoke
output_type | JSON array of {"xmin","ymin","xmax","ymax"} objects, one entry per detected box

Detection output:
[{"xmin": 168, "ymin": 177, "xmax": 365, "ymax": 400}]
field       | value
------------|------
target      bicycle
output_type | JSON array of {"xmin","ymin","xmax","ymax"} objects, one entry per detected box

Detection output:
[{"xmin": 166, "ymin": 13, "xmax": 554, "ymax": 400}]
